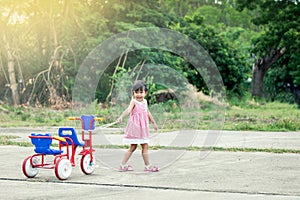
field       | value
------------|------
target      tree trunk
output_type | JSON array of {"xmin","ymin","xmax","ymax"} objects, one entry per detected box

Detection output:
[
  {"xmin": 251, "ymin": 47, "xmax": 286, "ymax": 98},
  {"xmin": 251, "ymin": 63, "xmax": 266, "ymax": 97},
  {"xmin": 3, "ymin": 34, "xmax": 20, "ymax": 106},
  {"xmin": 7, "ymin": 53, "xmax": 19, "ymax": 106}
]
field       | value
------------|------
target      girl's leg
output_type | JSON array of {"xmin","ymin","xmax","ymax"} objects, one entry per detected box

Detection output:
[
  {"xmin": 142, "ymin": 143, "xmax": 159, "ymax": 172},
  {"xmin": 121, "ymin": 144, "xmax": 137, "ymax": 165},
  {"xmin": 141, "ymin": 143, "xmax": 150, "ymax": 166}
]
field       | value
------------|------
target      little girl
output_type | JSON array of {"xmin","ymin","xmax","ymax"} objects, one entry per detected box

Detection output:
[{"xmin": 117, "ymin": 80, "xmax": 159, "ymax": 172}]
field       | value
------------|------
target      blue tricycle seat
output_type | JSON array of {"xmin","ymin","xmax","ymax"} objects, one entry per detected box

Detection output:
[
  {"xmin": 58, "ymin": 127, "xmax": 84, "ymax": 146},
  {"xmin": 31, "ymin": 133, "xmax": 63, "ymax": 155}
]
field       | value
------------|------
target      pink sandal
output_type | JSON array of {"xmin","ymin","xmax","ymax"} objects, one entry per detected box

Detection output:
[
  {"xmin": 144, "ymin": 165, "xmax": 159, "ymax": 172},
  {"xmin": 119, "ymin": 165, "xmax": 134, "ymax": 172}
]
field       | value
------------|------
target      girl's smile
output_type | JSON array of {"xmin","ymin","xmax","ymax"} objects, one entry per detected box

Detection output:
[{"xmin": 133, "ymin": 90, "xmax": 146, "ymax": 102}]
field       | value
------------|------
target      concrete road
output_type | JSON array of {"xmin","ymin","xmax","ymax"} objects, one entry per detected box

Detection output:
[{"xmin": 0, "ymin": 128, "xmax": 299, "ymax": 199}]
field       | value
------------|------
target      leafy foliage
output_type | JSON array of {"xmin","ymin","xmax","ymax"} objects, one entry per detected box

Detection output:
[
  {"xmin": 237, "ymin": 0, "xmax": 300, "ymax": 102},
  {"xmin": 171, "ymin": 13, "xmax": 250, "ymax": 95},
  {"xmin": 0, "ymin": 0, "xmax": 298, "ymax": 106}
]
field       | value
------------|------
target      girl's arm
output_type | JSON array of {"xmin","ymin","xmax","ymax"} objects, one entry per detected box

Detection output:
[
  {"xmin": 117, "ymin": 100, "xmax": 135, "ymax": 123},
  {"xmin": 148, "ymin": 110, "xmax": 158, "ymax": 131}
]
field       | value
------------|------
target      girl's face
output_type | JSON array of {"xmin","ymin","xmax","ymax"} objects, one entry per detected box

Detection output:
[{"xmin": 133, "ymin": 88, "xmax": 147, "ymax": 102}]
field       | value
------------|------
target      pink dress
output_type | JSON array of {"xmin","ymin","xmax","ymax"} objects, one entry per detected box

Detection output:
[{"xmin": 123, "ymin": 99, "xmax": 149, "ymax": 144}]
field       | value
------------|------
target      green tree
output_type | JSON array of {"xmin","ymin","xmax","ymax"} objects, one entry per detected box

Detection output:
[
  {"xmin": 237, "ymin": 0, "xmax": 300, "ymax": 102},
  {"xmin": 170, "ymin": 13, "xmax": 250, "ymax": 95},
  {"xmin": 0, "ymin": 0, "xmax": 112, "ymax": 106},
  {"xmin": 162, "ymin": 0, "xmax": 259, "ymax": 96}
]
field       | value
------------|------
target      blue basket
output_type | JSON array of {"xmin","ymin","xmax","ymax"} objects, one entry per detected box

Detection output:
[{"xmin": 31, "ymin": 133, "xmax": 63, "ymax": 155}]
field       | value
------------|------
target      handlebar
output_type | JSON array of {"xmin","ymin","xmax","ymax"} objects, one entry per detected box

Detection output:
[
  {"xmin": 95, "ymin": 117, "xmax": 104, "ymax": 121},
  {"xmin": 68, "ymin": 117, "xmax": 104, "ymax": 121},
  {"xmin": 68, "ymin": 117, "xmax": 77, "ymax": 120}
]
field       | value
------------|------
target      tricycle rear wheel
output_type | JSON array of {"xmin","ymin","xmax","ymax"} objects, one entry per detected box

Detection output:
[
  {"xmin": 22, "ymin": 156, "xmax": 39, "ymax": 178},
  {"xmin": 55, "ymin": 158, "xmax": 72, "ymax": 180}
]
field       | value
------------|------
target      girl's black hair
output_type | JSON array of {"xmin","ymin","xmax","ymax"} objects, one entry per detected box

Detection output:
[{"xmin": 132, "ymin": 80, "xmax": 148, "ymax": 93}]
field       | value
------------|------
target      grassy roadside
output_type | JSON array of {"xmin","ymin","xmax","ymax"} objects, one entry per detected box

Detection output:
[
  {"xmin": 0, "ymin": 100, "xmax": 299, "ymax": 154},
  {"xmin": 1, "ymin": 135, "xmax": 300, "ymax": 154},
  {"xmin": 93, "ymin": 144, "xmax": 300, "ymax": 154},
  {"xmin": 223, "ymin": 101, "xmax": 300, "ymax": 131},
  {"xmin": 0, "ymin": 135, "xmax": 32, "ymax": 147},
  {"xmin": 2, "ymin": 100, "xmax": 298, "ymax": 131}
]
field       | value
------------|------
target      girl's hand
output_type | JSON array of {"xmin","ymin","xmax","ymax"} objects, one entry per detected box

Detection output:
[
  {"xmin": 117, "ymin": 117, "xmax": 122, "ymax": 124},
  {"xmin": 153, "ymin": 123, "xmax": 159, "ymax": 132}
]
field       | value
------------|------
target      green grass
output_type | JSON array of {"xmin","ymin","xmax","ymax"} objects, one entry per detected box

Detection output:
[
  {"xmin": 224, "ymin": 101, "xmax": 300, "ymax": 131},
  {"xmin": 94, "ymin": 144, "xmax": 300, "ymax": 154},
  {"xmin": 0, "ymin": 106, "xmax": 73, "ymax": 127},
  {"xmin": 147, "ymin": 100, "xmax": 300, "ymax": 131},
  {"xmin": 0, "ymin": 135, "xmax": 32, "ymax": 147},
  {"xmin": 0, "ymin": 100, "xmax": 299, "ymax": 131},
  {"xmin": 1, "ymin": 135, "xmax": 299, "ymax": 154}
]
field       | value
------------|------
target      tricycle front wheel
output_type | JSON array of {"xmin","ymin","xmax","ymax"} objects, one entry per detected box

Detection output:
[{"xmin": 80, "ymin": 154, "xmax": 95, "ymax": 175}]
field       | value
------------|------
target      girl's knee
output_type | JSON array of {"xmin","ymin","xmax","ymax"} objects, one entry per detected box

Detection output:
[
  {"xmin": 141, "ymin": 143, "xmax": 148, "ymax": 147},
  {"xmin": 141, "ymin": 143, "xmax": 149, "ymax": 153},
  {"xmin": 129, "ymin": 144, "xmax": 137, "ymax": 152}
]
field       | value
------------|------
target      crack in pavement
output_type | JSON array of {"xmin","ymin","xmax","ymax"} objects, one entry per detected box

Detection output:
[{"xmin": 0, "ymin": 177, "xmax": 298, "ymax": 198}]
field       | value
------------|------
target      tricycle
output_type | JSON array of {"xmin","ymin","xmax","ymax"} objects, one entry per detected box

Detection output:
[{"xmin": 22, "ymin": 115, "xmax": 103, "ymax": 180}]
